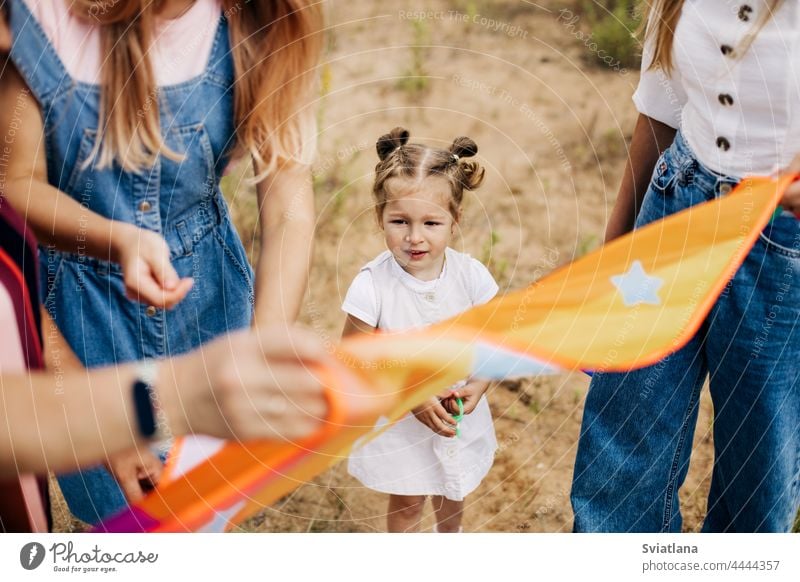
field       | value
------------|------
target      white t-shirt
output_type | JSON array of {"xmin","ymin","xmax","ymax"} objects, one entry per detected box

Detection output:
[
  {"xmin": 342, "ymin": 247, "xmax": 499, "ymax": 332},
  {"xmin": 21, "ymin": 0, "xmax": 221, "ymax": 86},
  {"xmin": 634, "ymin": 0, "xmax": 800, "ymax": 176},
  {"xmin": 342, "ymin": 247, "xmax": 499, "ymax": 501}
]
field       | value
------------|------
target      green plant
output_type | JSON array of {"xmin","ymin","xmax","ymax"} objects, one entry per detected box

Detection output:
[
  {"xmin": 480, "ymin": 230, "xmax": 509, "ymax": 283},
  {"xmin": 396, "ymin": 20, "xmax": 430, "ymax": 98},
  {"xmin": 316, "ymin": 62, "xmax": 333, "ymax": 129},
  {"xmin": 576, "ymin": 234, "xmax": 599, "ymax": 258},
  {"xmin": 598, "ymin": 127, "xmax": 627, "ymax": 161},
  {"xmin": 579, "ymin": 0, "xmax": 642, "ymax": 70}
]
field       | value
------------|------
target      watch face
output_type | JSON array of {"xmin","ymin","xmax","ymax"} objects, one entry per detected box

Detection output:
[{"xmin": 133, "ymin": 379, "xmax": 158, "ymax": 438}]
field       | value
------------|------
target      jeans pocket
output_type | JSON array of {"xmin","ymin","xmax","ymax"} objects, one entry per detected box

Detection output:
[
  {"xmin": 648, "ymin": 147, "xmax": 679, "ymax": 196},
  {"xmin": 758, "ymin": 214, "xmax": 800, "ymax": 259}
]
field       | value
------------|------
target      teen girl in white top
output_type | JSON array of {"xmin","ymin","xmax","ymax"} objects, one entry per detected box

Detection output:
[{"xmin": 571, "ymin": 0, "xmax": 800, "ymax": 532}]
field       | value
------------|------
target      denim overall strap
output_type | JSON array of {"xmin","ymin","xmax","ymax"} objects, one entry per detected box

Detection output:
[
  {"xmin": 206, "ymin": 15, "xmax": 234, "ymax": 90},
  {"xmin": 7, "ymin": 0, "xmax": 70, "ymax": 105}
]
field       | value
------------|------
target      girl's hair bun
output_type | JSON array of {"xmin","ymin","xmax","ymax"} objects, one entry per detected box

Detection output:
[
  {"xmin": 450, "ymin": 136, "xmax": 478, "ymax": 159},
  {"xmin": 376, "ymin": 127, "xmax": 410, "ymax": 161}
]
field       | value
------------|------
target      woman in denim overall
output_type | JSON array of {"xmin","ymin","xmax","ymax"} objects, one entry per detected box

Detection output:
[
  {"xmin": 5, "ymin": 0, "xmax": 321, "ymax": 525},
  {"xmin": 571, "ymin": 1, "xmax": 800, "ymax": 532}
]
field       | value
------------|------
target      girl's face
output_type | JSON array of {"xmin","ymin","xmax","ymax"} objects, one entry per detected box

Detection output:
[{"xmin": 381, "ymin": 177, "xmax": 458, "ymax": 281}]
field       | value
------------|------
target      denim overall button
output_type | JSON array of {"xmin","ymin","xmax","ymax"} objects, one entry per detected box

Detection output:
[
  {"xmin": 138, "ymin": 200, "xmax": 152, "ymax": 212},
  {"xmin": 719, "ymin": 183, "xmax": 733, "ymax": 195},
  {"xmin": 145, "ymin": 305, "xmax": 157, "ymax": 317},
  {"xmin": 738, "ymin": 5, "xmax": 753, "ymax": 21}
]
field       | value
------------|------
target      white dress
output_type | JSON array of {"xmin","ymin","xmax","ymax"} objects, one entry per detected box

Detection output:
[{"xmin": 342, "ymin": 247, "xmax": 499, "ymax": 500}]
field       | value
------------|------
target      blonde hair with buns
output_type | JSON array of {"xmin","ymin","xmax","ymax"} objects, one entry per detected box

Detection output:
[{"xmin": 372, "ymin": 127, "xmax": 485, "ymax": 221}]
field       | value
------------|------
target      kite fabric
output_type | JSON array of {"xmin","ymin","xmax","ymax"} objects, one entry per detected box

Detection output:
[{"xmin": 96, "ymin": 175, "xmax": 792, "ymax": 533}]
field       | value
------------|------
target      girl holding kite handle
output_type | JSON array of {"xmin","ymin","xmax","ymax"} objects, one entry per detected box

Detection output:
[
  {"xmin": 1, "ymin": 0, "xmax": 322, "ymax": 524},
  {"xmin": 341, "ymin": 128, "xmax": 499, "ymax": 533},
  {"xmin": 571, "ymin": 0, "xmax": 800, "ymax": 532}
]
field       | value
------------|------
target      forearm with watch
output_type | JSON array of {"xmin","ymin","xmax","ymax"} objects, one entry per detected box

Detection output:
[{"xmin": 0, "ymin": 360, "xmax": 185, "ymax": 477}]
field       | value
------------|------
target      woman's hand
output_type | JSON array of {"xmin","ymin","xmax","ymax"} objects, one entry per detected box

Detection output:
[
  {"xmin": 779, "ymin": 155, "xmax": 800, "ymax": 217},
  {"xmin": 105, "ymin": 448, "xmax": 163, "ymax": 503},
  {"xmin": 0, "ymin": 6, "xmax": 10, "ymax": 54},
  {"xmin": 111, "ymin": 223, "xmax": 194, "ymax": 309},
  {"xmin": 411, "ymin": 397, "xmax": 458, "ymax": 437},
  {"xmin": 442, "ymin": 380, "xmax": 491, "ymax": 416},
  {"xmin": 165, "ymin": 326, "xmax": 330, "ymax": 442}
]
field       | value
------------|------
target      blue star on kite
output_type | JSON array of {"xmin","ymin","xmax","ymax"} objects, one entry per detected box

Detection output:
[{"xmin": 611, "ymin": 260, "xmax": 664, "ymax": 307}]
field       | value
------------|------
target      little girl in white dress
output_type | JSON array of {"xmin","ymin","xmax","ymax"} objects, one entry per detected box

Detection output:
[{"xmin": 341, "ymin": 127, "xmax": 498, "ymax": 533}]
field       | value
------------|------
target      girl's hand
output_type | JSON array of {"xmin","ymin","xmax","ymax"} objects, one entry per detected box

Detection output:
[
  {"xmin": 112, "ymin": 223, "xmax": 194, "ymax": 309},
  {"xmin": 443, "ymin": 380, "xmax": 491, "ymax": 416},
  {"xmin": 411, "ymin": 397, "xmax": 457, "ymax": 438},
  {"xmin": 166, "ymin": 326, "xmax": 330, "ymax": 442},
  {"xmin": 779, "ymin": 155, "xmax": 800, "ymax": 217},
  {"xmin": 105, "ymin": 448, "xmax": 163, "ymax": 503}
]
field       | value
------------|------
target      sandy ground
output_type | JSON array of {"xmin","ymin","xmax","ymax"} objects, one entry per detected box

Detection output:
[{"xmin": 50, "ymin": 0, "xmax": 716, "ymax": 533}]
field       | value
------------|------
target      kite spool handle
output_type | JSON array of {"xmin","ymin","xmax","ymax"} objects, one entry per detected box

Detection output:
[{"xmin": 452, "ymin": 397, "xmax": 464, "ymax": 438}]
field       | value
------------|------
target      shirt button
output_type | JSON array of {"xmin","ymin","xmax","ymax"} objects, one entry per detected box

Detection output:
[
  {"xmin": 738, "ymin": 5, "xmax": 752, "ymax": 21},
  {"xmin": 138, "ymin": 200, "xmax": 152, "ymax": 212},
  {"xmin": 720, "ymin": 44, "xmax": 734, "ymax": 56},
  {"xmin": 145, "ymin": 305, "xmax": 157, "ymax": 317},
  {"xmin": 716, "ymin": 137, "xmax": 731, "ymax": 151},
  {"xmin": 718, "ymin": 93, "xmax": 734, "ymax": 106}
]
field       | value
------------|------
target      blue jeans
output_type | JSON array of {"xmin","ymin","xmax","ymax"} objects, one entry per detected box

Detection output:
[{"xmin": 571, "ymin": 132, "xmax": 800, "ymax": 532}]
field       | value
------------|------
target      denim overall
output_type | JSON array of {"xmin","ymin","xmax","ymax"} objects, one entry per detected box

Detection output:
[
  {"xmin": 9, "ymin": 0, "xmax": 254, "ymax": 525},
  {"xmin": 571, "ymin": 132, "xmax": 800, "ymax": 532}
]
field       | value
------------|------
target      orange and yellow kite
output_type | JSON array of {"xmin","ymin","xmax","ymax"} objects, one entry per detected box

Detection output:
[{"xmin": 97, "ymin": 176, "xmax": 792, "ymax": 532}]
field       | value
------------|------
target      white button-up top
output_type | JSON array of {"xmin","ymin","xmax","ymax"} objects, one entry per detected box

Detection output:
[{"xmin": 634, "ymin": 0, "xmax": 800, "ymax": 176}]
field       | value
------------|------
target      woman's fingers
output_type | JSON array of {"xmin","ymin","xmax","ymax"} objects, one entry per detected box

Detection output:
[
  {"xmin": 119, "ymin": 230, "xmax": 193, "ymax": 308},
  {"xmin": 107, "ymin": 449, "xmax": 163, "ymax": 503},
  {"xmin": 125, "ymin": 268, "xmax": 193, "ymax": 309},
  {"xmin": 215, "ymin": 342, "xmax": 329, "ymax": 441},
  {"xmin": 115, "ymin": 465, "xmax": 145, "ymax": 503},
  {"xmin": 142, "ymin": 235, "xmax": 179, "ymax": 291},
  {"xmin": 125, "ymin": 265, "xmax": 166, "ymax": 305}
]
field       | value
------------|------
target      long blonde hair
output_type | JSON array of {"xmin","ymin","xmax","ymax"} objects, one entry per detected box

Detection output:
[
  {"xmin": 72, "ymin": 0, "xmax": 322, "ymax": 179},
  {"xmin": 644, "ymin": 0, "xmax": 783, "ymax": 73}
]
